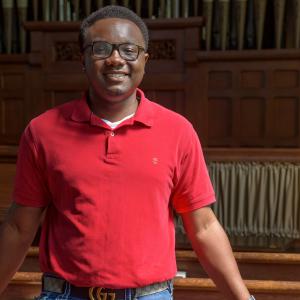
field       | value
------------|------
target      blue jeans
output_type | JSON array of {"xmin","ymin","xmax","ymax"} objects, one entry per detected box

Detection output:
[{"xmin": 35, "ymin": 281, "xmax": 173, "ymax": 300}]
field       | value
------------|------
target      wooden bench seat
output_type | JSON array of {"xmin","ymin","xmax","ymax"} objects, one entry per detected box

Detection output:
[
  {"xmin": 176, "ymin": 250, "xmax": 300, "ymax": 281},
  {"xmin": 174, "ymin": 277, "xmax": 300, "ymax": 300}
]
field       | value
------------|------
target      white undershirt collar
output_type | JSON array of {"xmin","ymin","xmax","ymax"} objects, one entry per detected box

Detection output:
[{"xmin": 101, "ymin": 113, "xmax": 135, "ymax": 129}]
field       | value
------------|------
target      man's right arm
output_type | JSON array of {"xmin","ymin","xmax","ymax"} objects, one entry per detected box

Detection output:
[{"xmin": 0, "ymin": 202, "xmax": 45, "ymax": 294}]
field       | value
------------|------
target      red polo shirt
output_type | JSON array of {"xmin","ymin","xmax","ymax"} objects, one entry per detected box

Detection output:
[{"xmin": 13, "ymin": 89, "xmax": 215, "ymax": 288}]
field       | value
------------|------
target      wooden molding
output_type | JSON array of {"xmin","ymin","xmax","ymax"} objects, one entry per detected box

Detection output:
[
  {"xmin": 11, "ymin": 272, "xmax": 41, "ymax": 283},
  {"xmin": 176, "ymin": 250, "xmax": 300, "ymax": 265},
  {"xmin": 197, "ymin": 49, "xmax": 300, "ymax": 61},
  {"xmin": 204, "ymin": 148, "xmax": 300, "ymax": 162},
  {"xmin": 27, "ymin": 247, "xmax": 39, "ymax": 257},
  {"xmin": 23, "ymin": 21, "xmax": 81, "ymax": 32},
  {"xmin": 174, "ymin": 277, "xmax": 300, "ymax": 293},
  {"xmin": 0, "ymin": 146, "xmax": 18, "ymax": 163},
  {"xmin": 0, "ymin": 145, "xmax": 18, "ymax": 156},
  {"xmin": 23, "ymin": 18, "xmax": 205, "ymax": 33},
  {"xmin": 27, "ymin": 247, "xmax": 300, "ymax": 264},
  {"xmin": 0, "ymin": 54, "xmax": 28, "ymax": 63}
]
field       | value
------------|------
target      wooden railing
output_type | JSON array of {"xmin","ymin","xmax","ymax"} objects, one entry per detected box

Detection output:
[
  {"xmin": 176, "ymin": 250, "xmax": 300, "ymax": 281},
  {"xmin": 174, "ymin": 278, "xmax": 300, "ymax": 300}
]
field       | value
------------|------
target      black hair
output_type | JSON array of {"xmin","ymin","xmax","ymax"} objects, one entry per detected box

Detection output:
[{"xmin": 79, "ymin": 5, "xmax": 149, "ymax": 53}]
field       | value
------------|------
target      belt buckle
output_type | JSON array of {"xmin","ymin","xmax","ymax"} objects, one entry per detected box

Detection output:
[{"xmin": 89, "ymin": 287, "xmax": 116, "ymax": 300}]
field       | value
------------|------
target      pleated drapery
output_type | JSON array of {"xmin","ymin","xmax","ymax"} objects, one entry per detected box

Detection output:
[
  {"xmin": 175, "ymin": 162, "xmax": 300, "ymax": 241},
  {"xmin": 209, "ymin": 162, "xmax": 300, "ymax": 238}
]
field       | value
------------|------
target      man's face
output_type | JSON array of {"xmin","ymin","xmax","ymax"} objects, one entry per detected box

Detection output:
[{"xmin": 82, "ymin": 18, "xmax": 149, "ymax": 103}]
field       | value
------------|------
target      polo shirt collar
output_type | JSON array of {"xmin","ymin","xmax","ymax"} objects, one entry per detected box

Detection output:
[
  {"xmin": 70, "ymin": 89, "xmax": 154, "ymax": 127},
  {"xmin": 133, "ymin": 88, "xmax": 154, "ymax": 127},
  {"xmin": 70, "ymin": 92, "xmax": 92, "ymax": 123}
]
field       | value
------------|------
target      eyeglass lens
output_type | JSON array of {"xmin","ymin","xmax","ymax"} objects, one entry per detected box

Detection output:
[{"xmin": 92, "ymin": 41, "xmax": 140, "ymax": 61}]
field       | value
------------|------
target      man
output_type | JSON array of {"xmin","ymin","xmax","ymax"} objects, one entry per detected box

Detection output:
[{"xmin": 0, "ymin": 5, "xmax": 254, "ymax": 300}]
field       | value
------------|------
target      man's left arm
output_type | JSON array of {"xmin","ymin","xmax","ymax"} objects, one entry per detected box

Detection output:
[{"xmin": 180, "ymin": 206, "xmax": 251, "ymax": 300}]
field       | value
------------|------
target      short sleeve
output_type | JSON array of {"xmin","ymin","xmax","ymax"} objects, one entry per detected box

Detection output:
[
  {"xmin": 172, "ymin": 125, "xmax": 216, "ymax": 213},
  {"xmin": 13, "ymin": 125, "xmax": 50, "ymax": 207}
]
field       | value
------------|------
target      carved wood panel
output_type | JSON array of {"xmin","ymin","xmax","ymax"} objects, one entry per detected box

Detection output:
[
  {"xmin": 0, "ymin": 64, "xmax": 27, "ymax": 145},
  {"xmin": 0, "ymin": 163, "xmax": 15, "ymax": 222},
  {"xmin": 144, "ymin": 89, "xmax": 185, "ymax": 115}
]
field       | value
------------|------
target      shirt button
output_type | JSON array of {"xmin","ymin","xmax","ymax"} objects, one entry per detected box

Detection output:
[{"xmin": 111, "ymin": 132, "xmax": 115, "ymax": 136}]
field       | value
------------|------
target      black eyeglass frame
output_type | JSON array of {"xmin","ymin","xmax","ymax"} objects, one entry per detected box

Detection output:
[{"xmin": 83, "ymin": 41, "xmax": 146, "ymax": 61}]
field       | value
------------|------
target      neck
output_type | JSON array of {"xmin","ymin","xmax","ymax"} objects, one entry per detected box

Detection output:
[{"xmin": 88, "ymin": 90, "xmax": 139, "ymax": 122}]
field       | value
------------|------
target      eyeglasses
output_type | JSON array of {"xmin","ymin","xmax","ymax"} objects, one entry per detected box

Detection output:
[{"xmin": 83, "ymin": 41, "xmax": 145, "ymax": 61}]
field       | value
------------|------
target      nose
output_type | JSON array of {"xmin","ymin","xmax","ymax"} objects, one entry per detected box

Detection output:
[{"xmin": 105, "ymin": 49, "xmax": 126, "ymax": 66}]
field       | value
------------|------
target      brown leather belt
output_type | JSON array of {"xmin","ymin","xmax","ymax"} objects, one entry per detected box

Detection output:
[{"xmin": 42, "ymin": 274, "xmax": 172, "ymax": 300}]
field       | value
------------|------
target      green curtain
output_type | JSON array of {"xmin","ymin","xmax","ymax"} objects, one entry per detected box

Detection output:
[
  {"xmin": 208, "ymin": 162, "xmax": 300, "ymax": 238},
  {"xmin": 174, "ymin": 162, "xmax": 300, "ymax": 242}
]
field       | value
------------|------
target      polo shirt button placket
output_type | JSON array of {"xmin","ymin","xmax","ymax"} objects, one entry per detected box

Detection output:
[{"xmin": 104, "ymin": 130, "xmax": 120, "ymax": 163}]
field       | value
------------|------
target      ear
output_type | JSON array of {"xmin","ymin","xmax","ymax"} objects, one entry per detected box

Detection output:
[
  {"xmin": 80, "ymin": 53, "xmax": 86, "ymax": 70},
  {"xmin": 144, "ymin": 52, "xmax": 149, "ymax": 63}
]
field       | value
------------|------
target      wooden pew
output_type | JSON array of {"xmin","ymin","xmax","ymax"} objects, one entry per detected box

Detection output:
[
  {"xmin": 21, "ymin": 247, "xmax": 300, "ymax": 281},
  {"xmin": 174, "ymin": 277, "xmax": 300, "ymax": 300},
  {"xmin": 0, "ymin": 162, "xmax": 15, "ymax": 223},
  {"xmin": 1, "ymin": 272, "xmax": 41, "ymax": 300},
  {"xmin": 19, "ymin": 247, "xmax": 40, "ymax": 273},
  {"xmin": 176, "ymin": 250, "xmax": 300, "ymax": 281},
  {"xmin": 3, "ymin": 272, "xmax": 300, "ymax": 300}
]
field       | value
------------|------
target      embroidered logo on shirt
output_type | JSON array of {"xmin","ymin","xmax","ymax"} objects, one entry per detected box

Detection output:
[{"xmin": 152, "ymin": 157, "xmax": 159, "ymax": 165}]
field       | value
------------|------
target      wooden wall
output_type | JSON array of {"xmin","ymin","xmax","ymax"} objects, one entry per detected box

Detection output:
[{"xmin": 197, "ymin": 51, "xmax": 300, "ymax": 148}]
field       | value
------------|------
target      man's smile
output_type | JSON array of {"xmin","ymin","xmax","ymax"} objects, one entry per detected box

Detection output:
[{"xmin": 103, "ymin": 71, "xmax": 129, "ymax": 81}]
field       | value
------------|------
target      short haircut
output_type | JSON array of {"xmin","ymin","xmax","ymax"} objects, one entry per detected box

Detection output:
[{"xmin": 79, "ymin": 5, "xmax": 149, "ymax": 53}]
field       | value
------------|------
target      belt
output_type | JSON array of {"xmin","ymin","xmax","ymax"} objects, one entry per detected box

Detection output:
[{"xmin": 42, "ymin": 274, "xmax": 172, "ymax": 300}]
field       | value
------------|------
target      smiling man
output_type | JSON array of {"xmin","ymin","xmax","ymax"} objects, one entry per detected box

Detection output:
[
  {"xmin": 0, "ymin": 5, "xmax": 254, "ymax": 300},
  {"xmin": 81, "ymin": 16, "xmax": 148, "ymax": 121}
]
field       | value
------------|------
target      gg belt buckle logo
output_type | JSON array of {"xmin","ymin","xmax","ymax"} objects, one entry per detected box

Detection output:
[{"xmin": 89, "ymin": 287, "xmax": 116, "ymax": 300}]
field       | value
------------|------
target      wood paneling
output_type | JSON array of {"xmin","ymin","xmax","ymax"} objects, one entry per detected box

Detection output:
[
  {"xmin": 208, "ymin": 97, "xmax": 232, "ymax": 143},
  {"xmin": 0, "ymin": 96, "xmax": 25, "ymax": 143},
  {"xmin": 240, "ymin": 97, "xmax": 265, "ymax": 139},
  {"xmin": 144, "ymin": 90, "xmax": 185, "ymax": 115},
  {"xmin": 0, "ymin": 163, "xmax": 15, "ymax": 221},
  {"xmin": 241, "ymin": 71, "xmax": 265, "ymax": 89},
  {"xmin": 0, "ymin": 60, "xmax": 28, "ymax": 145},
  {"xmin": 197, "ymin": 50, "xmax": 300, "ymax": 147}
]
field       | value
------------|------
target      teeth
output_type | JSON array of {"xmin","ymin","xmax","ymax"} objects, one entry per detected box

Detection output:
[{"xmin": 106, "ymin": 74, "xmax": 126, "ymax": 78}]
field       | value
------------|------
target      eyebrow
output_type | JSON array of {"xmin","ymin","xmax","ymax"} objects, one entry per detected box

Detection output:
[{"xmin": 90, "ymin": 38, "xmax": 140, "ymax": 45}]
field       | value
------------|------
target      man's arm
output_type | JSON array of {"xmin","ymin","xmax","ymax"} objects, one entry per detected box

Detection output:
[
  {"xmin": 0, "ymin": 202, "xmax": 45, "ymax": 294},
  {"xmin": 180, "ymin": 206, "xmax": 251, "ymax": 300}
]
